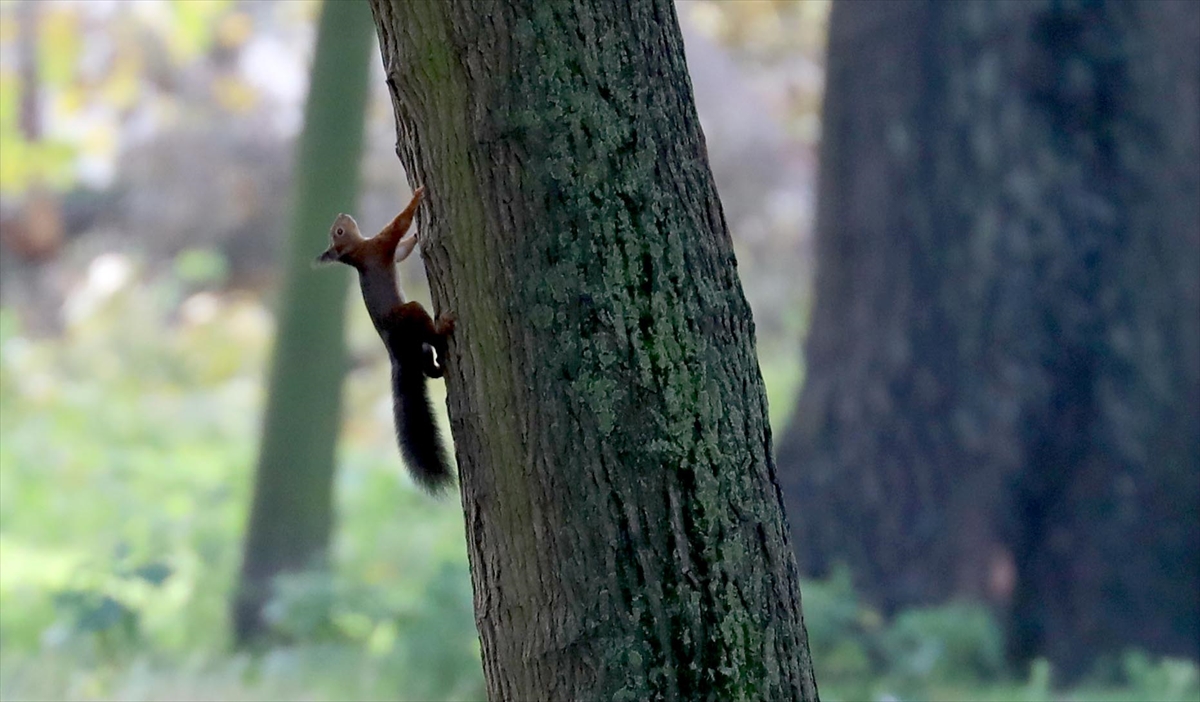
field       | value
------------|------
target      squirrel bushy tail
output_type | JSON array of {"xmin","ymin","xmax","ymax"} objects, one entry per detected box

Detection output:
[{"xmin": 391, "ymin": 356, "xmax": 453, "ymax": 492}]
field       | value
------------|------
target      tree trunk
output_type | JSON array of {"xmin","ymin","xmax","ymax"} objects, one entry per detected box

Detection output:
[
  {"xmin": 233, "ymin": 0, "xmax": 375, "ymax": 644},
  {"xmin": 777, "ymin": 0, "xmax": 1199, "ymax": 680},
  {"xmin": 368, "ymin": 1, "xmax": 820, "ymax": 700}
]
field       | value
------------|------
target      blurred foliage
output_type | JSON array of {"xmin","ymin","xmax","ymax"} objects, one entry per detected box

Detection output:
[
  {"xmin": 681, "ymin": 0, "xmax": 830, "ymax": 145},
  {"xmin": 0, "ymin": 0, "xmax": 318, "ymax": 195},
  {"xmin": 1, "ymin": 1, "xmax": 1195, "ymax": 700},
  {"xmin": 881, "ymin": 603, "xmax": 1005, "ymax": 685},
  {"xmin": 0, "ymin": 259, "xmax": 485, "ymax": 700},
  {"xmin": 799, "ymin": 567, "xmax": 1199, "ymax": 702},
  {"xmin": 233, "ymin": 0, "xmax": 373, "ymax": 644},
  {"xmin": 685, "ymin": 0, "xmax": 830, "ymax": 57},
  {"xmin": 1, "ymin": 263, "xmax": 1195, "ymax": 701}
]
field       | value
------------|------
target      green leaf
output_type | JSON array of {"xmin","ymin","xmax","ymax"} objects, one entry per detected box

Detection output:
[
  {"xmin": 39, "ymin": 7, "xmax": 82, "ymax": 87},
  {"xmin": 168, "ymin": 0, "xmax": 232, "ymax": 61},
  {"xmin": 174, "ymin": 248, "xmax": 230, "ymax": 286},
  {"xmin": 76, "ymin": 595, "xmax": 131, "ymax": 633},
  {"xmin": 131, "ymin": 562, "xmax": 173, "ymax": 586}
]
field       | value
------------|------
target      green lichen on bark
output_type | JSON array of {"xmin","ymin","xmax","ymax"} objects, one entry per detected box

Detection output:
[
  {"xmin": 372, "ymin": 0, "xmax": 529, "ymax": 491},
  {"xmin": 492, "ymin": 3, "xmax": 808, "ymax": 699},
  {"xmin": 372, "ymin": 0, "xmax": 818, "ymax": 700}
]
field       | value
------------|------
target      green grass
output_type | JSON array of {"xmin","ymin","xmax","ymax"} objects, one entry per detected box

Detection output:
[{"xmin": 0, "ymin": 260, "xmax": 483, "ymax": 700}]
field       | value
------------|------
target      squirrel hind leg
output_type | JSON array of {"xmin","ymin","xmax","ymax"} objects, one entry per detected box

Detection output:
[
  {"xmin": 422, "ymin": 310, "xmax": 454, "ymax": 379},
  {"xmin": 433, "ymin": 311, "xmax": 456, "ymax": 336}
]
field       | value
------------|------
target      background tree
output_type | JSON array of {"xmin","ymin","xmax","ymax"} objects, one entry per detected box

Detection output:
[
  {"xmin": 777, "ymin": 0, "xmax": 1199, "ymax": 680},
  {"xmin": 368, "ymin": 0, "xmax": 820, "ymax": 699},
  {"xmin": 233, "ymin": 0, "xmax": 374, "ymax": 643}
]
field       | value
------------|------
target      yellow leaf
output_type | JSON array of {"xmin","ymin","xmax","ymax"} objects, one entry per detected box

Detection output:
[
  {"xmin": 168, "ymin": 0, "xmax": 231, "ymax": 61},
  {"xmin": 101, "ymin": 54, "xmax": 142, "ymax": 109},
  {"xmin": 39, "ymin": 7, "xmax": 81, "ymax": 87},
  {"xmin": 0, "ymin": 73, "xmax": 17, "ymax": 132},
  {"xmin": 217, "ymin": 11, "xmax": 253, "ymax": 49},
  {"xmin": 212, "ymin": 75, "xmax": 257, "ymax": 113},
  {"xmin": 57, "ymin": 85, "xmax": 86, "ymax": 115},
  {"xmin": 0, "ymin": 131, "xmax": 32, "ymax": 194}
]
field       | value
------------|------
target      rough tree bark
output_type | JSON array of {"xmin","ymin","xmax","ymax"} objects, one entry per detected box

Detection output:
[
  {"xmin": 777, "ymin": 0, "xmax": 1199, "ymax": 679},
  {"xmin": 368, "ymin": 1, "xmax": 819, "ymax": 700}
]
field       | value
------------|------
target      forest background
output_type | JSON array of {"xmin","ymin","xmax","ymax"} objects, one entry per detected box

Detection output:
[{"xmin": 0, "ymin": 1, "xmax": 1195, "ymax": 701}]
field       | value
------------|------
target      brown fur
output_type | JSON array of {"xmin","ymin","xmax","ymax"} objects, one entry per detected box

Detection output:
[{"xmin": 315, "ymin": 187, "xmax": 456, "ymax": 491}]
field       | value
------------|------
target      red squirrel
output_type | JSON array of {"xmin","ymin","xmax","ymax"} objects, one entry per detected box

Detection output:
[{"xmin": 315, "ymin": 187, "xmax": 455, "ymax": 491}]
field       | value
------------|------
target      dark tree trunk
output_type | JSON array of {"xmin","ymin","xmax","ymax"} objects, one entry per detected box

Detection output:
[
  {"xmin": 233, "ymin": 0, "xmax": 374, "ymax": 644},
  {"xmin": 778, "ymin": 0, "xmax": 1199, "ymax": 680},
  {"xmin": 368, "ymin": 1, "xmax": 820, "ymax": 700}
]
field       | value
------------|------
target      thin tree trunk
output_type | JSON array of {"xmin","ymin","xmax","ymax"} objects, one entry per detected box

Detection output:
[
  {"xmin": 233, "ymin": 0, "xmax": 374, "ymax": 644},
  {"xmin": 368, "ymin": 1, "xmax": 820, "ymax": 700},
  {"xmin": 778, "ymin": 0, "xmax": 1199, "ymax": 680}
]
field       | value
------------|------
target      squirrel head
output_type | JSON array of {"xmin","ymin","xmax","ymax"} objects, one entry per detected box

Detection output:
[
  {"xmin": 313, "ymin": 188, "xmax": 425, "ymax": 270},
  {"xmin": 314, "ymin": 213, "xmax": 365, "ymax": 267}
]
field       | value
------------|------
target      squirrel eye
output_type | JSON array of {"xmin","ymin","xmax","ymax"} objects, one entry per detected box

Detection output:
[{"xmin": 335, "ymin": 227, "xmax": 344, "ymax": 236}]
